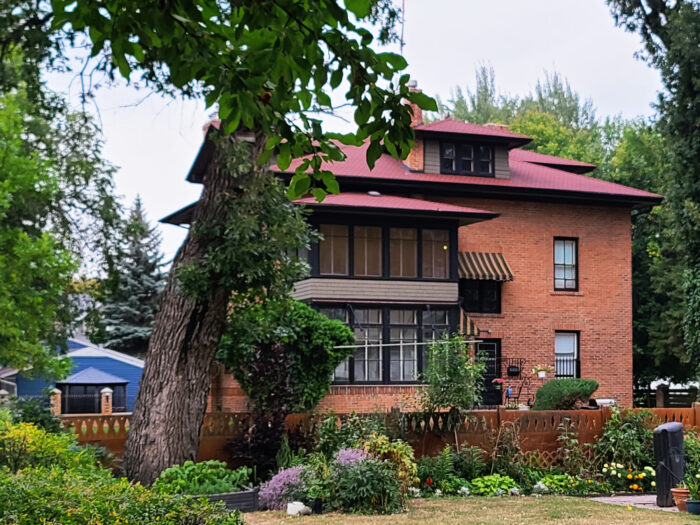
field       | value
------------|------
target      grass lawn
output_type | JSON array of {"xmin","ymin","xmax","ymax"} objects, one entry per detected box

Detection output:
[{"xmin": 245, "ymin": 496, "xmax": 700, "ymax": 524}]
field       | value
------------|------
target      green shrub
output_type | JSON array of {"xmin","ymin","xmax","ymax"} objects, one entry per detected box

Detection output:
[
  {"xmin": 453, "ymin": 445, "xmax": 487, "ymax": 480},
  {"xmin": 685, "ymin": 429, "xmax": 700, "ymax": 472},
  {"xmin": 334, "ymin": 457, "xmax": 402, "ymax": 514},
  {"xmin": 360, "ymin": 432, "xmax": 417, "ymax": 497},
  {"xmin": 417, "ymin": 445, "xmax": 453, "ymax": 493},
  {"xmin": 153, "ymin": 460, "xmax": 251, "ymax": 495},
  {"xmin": 9, "ymin": 394, "xmax": 64, "ymax": 433},
  {"xmin": 316, "ymin": 412, "xmax": 388, "ymax": 458},
  {"xmin": 469, "ymin": 474, "xmax": 519, "ymax": 496},
  {"xmin": 0, "ymin": 466, "xmax": 243, "ymax": 525},
  {"xmin": 534, "ymin": 473, "xmax": 609, "ymax": 495},
  {"xmin": 594, "ymin": 407, "xmax": 656, "ymax": 469},
  {"xmin": 531, "ymin": 379, "xmax": 598, "ymax": 410},
  {"xmin": 0, "ymin": 421, "xmax": 98, "ymax": 472}
]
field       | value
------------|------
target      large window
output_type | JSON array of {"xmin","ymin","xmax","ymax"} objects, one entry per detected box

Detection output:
[
  {"xmin": 322, "ymin": 305, "xmax": 453, "ymax": 384},
  {"xmin": 354, "ymin": 226, "xmax": 382, "ymax": 277},
  {"xmin": 440, "ymin": 142, "xmax": 493, "ymax": 175},
  {"xmin": 319, "ymin": 225, "xmax": 348, "ymax": 275},
  {"xmin": 554, "ymin": 238, "xmax": 578, "ymax": 290},
  {"xmin": 422, "ymin": 229, "xmax": 449, "ymax": 278},
  {"xmin": 555, "ymin": 332, "xmax": 579, "ymax": 378},
  {"xmin": 389, "ymin": 228, "xmax": 418, "ymax": 278},
  {"xmin": 459, "ymin": 279, "xmax": 501, "ymax": 313}
]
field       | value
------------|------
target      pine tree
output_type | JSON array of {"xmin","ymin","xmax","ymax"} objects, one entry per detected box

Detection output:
[{"xmin": 91, "ymin": 197, "xmax": 165, "ymax": 356}]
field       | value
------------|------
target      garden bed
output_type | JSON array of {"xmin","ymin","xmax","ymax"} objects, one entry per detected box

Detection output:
[{"xmin": 205, "ymin": 486, "xmax": 259, "ymax": 512}]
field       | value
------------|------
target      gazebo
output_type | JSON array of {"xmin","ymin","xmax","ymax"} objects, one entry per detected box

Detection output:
[{"xmin": 56, "ymin": 367, "xmax": 129, "ymax": 414}]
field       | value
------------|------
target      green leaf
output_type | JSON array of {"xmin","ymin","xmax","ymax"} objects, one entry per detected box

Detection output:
[
  {"xmin": 276, "ymin": 142, "xmax": 292, "ymax": 171},
  {"xmin": 310, "ymin": 187, "xmax": 327, "ymax": 202},
  {"xmin": 222, "ymin": 105, "xmax": 242, "ymax": 135},
  {"xmin": 366, "ymin": 139, "xmax": 382, "ymax": 169},
  {"xmin": 345, "ymin": 0, "xmax": 371, "ymax": 18},
  {"xmin": 408, "ymin": 91, "xmax": 438, "ymax": 112},
  {"xmin": 378, "ymin": 52, "xmax": 407, "ymax": 71}
]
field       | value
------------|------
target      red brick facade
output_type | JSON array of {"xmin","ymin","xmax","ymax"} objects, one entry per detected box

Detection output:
[{"xmin": 209, "ymin": 198, "xmax": 634, "ymax": 412}]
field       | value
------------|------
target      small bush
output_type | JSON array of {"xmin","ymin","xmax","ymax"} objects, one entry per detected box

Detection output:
[
  {"xmin": 469, "ymin": 474, "xmax": 519, "ymax": 496},
  {"xmin": 259, "ymin": 466, "xmax": 308, "ymax": 510},
  {"xmin": 602, "ymin": 463, "xmax": 655, "ymax": 492},
  {"xmin": 417, "ymin": 445, "xmax": 454, "ymax": 493},
  {"xmin": 594, "ymin": 407, "xmax": 656, "ymax": 469},
  {"xmin": 334, "ymin": 457, "xmax": 402, "ymax": 514},
  {"xmin": 316, "ymin": 412, "xmax": 388, "ymax": 458},
  {"xmin": 360, "ymin": 432, "xmax": 417, "ymax": 497},
  {"xmin": 685, "ymin": 429, "xmax": 700, "ymax": 472},
  {"xmin": 9, "ymin": 395, "xmax": 64, "ymax": 433},
  {"xmin": 453, "ymin": 445, "xmax": 487, "ymax": 480},
  {"xmin": 0, "ymin": 466, "xmax": 243, "ymax": 525},
  {"xmin": 0, "ymin": 421, "xmax": 98, "ymax": 472},
  {"xmin": 531, "ymin": 379, "xmax": 598, "ymax": 410},
  {"xmin": 535, "ymin": 473, "xmax": 609, "ymax": 495},
  {"xmin": 153, "ymin": 460, "xmax": 251, "ymax": 495}
]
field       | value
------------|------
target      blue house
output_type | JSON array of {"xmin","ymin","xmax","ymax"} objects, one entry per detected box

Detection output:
[{"xmin": 0, "ymin": 337, "xmax": 144, "ymax": 413}]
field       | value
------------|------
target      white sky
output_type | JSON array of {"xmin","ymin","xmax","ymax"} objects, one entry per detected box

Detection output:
[{"xmin": 46, "ymin": 0, "xmax": 662, "ymax": 263}]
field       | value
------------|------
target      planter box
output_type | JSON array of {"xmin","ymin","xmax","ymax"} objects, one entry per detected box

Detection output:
[{"xmin": 205, "ymin": 487, "xmax": 259, "ymax": 512}]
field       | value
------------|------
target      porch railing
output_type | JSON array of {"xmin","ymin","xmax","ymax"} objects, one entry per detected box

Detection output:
[{"xmin": 554, "ymin": 356, "xmax": 580, "ymax": 378}]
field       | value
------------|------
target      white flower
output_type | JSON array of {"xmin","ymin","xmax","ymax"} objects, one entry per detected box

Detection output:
[
  {"xmin": 532, "ymin": 481, "xmax": 550, "ymax": 494},
  {"xmin": 494, "ymin": 488, "xmax": 506, "ymax": 496},
  {"xmin": 434, "ymin": 489, "xmax": 443, "ymax": 497},
  {"xmin": 458, "ymin": 486, "xmax": 470, "ymax": 496},
  {"xmin": 510, "ymin": 487, "xmax": 521, "ymax": 496},
  {"xmin": 407, "ymin": 487, "xmax": 422, "ymax": 499},
  {"xmin": 611, "ymin": 470, "xmax": 617, "ymax": 475}
]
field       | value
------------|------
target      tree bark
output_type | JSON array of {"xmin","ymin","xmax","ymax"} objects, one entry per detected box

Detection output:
[{"xmin": 123, "ymin": 131, "xmax": 262, "ymax": 484}]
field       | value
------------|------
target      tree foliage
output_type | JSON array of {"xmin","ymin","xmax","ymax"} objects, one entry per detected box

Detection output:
[
  {"xmin": 50, "ymin": 0, "xmax": 436, "ymax": 200},
  {"xmin": 607, "ymin": 0, "xmax": 700, "ymax": 377},
  {"xmin": 88, "ymin": 197, "xmax": 165, "ymax": 356},
  {"xmin": 219, "ymin": 298, "xmax": 354, "ymax": 473}
]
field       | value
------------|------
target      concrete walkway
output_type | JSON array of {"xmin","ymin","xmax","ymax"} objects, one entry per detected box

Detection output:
[{"xmin": 591, "ymin": 494, "xmax": 678, "ymax": 513}]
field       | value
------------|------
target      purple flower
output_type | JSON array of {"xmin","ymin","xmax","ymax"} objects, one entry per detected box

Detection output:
[
  {"xmin": 336, "ymin": 448, "xmax": 367, "ymax": 467},
  {"xmin": 259, "ymin": 466, "xmax": 307, "ymax": 510}
]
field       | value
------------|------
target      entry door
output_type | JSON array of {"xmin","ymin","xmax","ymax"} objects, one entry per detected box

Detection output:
[{"xmin": 477, "ymin": 340, "xmax": 502, "ymax": 406}]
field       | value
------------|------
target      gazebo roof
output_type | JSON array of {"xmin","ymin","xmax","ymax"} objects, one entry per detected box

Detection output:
[{"xmin": 57, "ymin": 367, "xmax": 128, "ymax": 385}]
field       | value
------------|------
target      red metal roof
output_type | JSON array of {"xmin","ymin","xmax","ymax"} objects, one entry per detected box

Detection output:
[
  {"xmin": 509, "ymin": 149, "xmax": 597, "ymax": 172},
  {"xmin": 279, "ymin": 142, "xmax": 661, "ymax": 202},
  {"xmin": 415, "ymin": 118, "xmax": 531, "ymax": 142},
  {"xmin": 295, "ymin": 193, "xmax": 497, "ymax": 216}
]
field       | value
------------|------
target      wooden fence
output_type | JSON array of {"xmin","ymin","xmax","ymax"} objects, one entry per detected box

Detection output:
[{"xmin": 61, "ymin": 405, "xmax": 700, "ymax": 465}]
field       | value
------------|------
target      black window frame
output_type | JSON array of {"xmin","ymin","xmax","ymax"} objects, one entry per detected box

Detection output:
[
  {"xmin": 459, "ymin": 279, "xmax": 502, "ymax": 314},
  {"xmin": 439, "ymin": 141, "xmax": 494, "ymax": 176},
  {"xmin": 309, "ymin": 216, "xmax": 458, "ymax": 282},
  {"xmin": 320, "ymin": 304, "xmax": 457, "ymax": 385},
  {"xmin": 554, "ymin": 331, "xmax": 580, "ymax": 379},
  {"xmin": 553, "ymin": 237, "xmax": 579, "ymax": 291}
]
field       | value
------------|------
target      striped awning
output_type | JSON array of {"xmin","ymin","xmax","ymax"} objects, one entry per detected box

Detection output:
[
  {"xmin": 458, "ymin": 252, "xmax": 513, "ymax": 281},
  {"xmin": 461, "ymin": 313, "xmax": 480, "ymax": 337}
]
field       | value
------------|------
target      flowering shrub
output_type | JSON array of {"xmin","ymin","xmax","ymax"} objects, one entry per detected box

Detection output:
[
  {"xmin": 259, "ymin": 466, "xmax": 308, "ymax": 510},
  {"xmin": 602, "ymin": 463, "xmax": 655, "ymax": 492},
  {"xmin": 336, "ymin": 448, "xmax": 367, "ymax": 467},
  {"xmin": 536, "ymin": 473, "xmax": 608, "ymax": 495}
]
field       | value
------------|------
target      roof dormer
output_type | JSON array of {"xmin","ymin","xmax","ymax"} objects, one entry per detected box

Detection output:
[{"xmin": 404, "ymin": 118, "xmax": 531, "ymax": 179}]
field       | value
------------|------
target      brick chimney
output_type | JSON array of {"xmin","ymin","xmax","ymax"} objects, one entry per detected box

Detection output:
[
  {"xmin": 407, "ymin": 80, "xmax": 423, "ymax": 127},
  {"xmin": 484, "ymin": 122, "xmax": 510, "ymax": 132},
  {"xmin": 405, "ymin": 80, "xmax": 424, "ymax": 171}
]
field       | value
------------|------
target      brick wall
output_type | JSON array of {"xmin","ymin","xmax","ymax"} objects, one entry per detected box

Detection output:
[
  {"xmin": 209, "ymin": 198, "xmax": 634, "ymax": 412},
  {"xmin": 445, "ymin": 198, "xmax": 634, "ymax": 407}
]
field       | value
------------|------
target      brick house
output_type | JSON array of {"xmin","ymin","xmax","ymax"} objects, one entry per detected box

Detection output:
[{"xmin": 163, "ymin": 100, "xmax": 661, "ymax": 411}]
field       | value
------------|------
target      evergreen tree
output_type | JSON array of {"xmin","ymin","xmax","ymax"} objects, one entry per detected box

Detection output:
[{"xmin": 90, "ymin": 197, "xmax": 165, "ymax": 356}]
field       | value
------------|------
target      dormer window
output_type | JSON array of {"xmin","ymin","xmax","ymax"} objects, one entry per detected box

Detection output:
[{"xmin": 440, "ymin": 142, "xmax": 493, "ymax": 176}]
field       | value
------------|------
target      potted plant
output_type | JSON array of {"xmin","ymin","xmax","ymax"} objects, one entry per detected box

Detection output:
[
  {"xmin": 531, "ymin": 364, "xmax": 554, "ymax": 379},
  {"xmin": 685, "ymin": 473, "xmax": 700, "ymax": 515},
  {"xmin": 672, "ymin": 480, "xmax": 690, "ymax": 512},
  {"xmin": 492, "ymin": 378, "xmax": 505, "ymax": 390}
]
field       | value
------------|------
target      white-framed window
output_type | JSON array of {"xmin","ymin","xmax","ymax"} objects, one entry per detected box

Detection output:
[{"xmin": 555, "ymin": 331, "xmax": 579, "ymax": 378}]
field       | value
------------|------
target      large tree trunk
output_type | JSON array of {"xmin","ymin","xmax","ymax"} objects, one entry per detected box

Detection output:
[{"xmin": 123, "ymin": 131, "xmax": 262, "ymax": 484}]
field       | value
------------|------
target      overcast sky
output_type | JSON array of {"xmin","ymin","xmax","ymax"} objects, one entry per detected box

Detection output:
[{"xmin": 47, "ymin": 0, "xmax": 662, "ymax": 263}]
